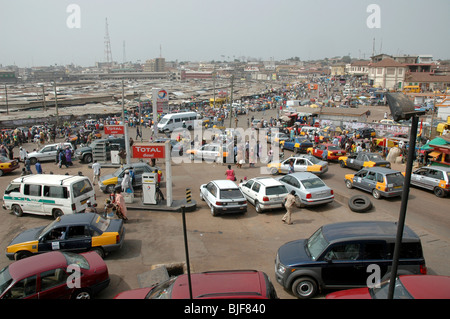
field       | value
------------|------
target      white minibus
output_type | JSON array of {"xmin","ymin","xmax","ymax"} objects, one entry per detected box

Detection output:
[
  {"xmin": 2, "ymin": 174, "xmax": 97, "ymax": 219},
  {"xmin": 157, "ymin": 112, "xmax": 198, "ymax": 132}
]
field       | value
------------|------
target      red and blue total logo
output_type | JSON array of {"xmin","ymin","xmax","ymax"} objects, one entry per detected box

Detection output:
[{"xmin": 158, "ymin": 90, "xmax": 168, "ymax": 99}]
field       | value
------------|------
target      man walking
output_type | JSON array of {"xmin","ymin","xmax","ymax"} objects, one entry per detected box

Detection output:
[
  {"xmin": 282, "ymin": 190, "xmax": 297, "ymax": 225},
  {"xmin": 92, "ymin": 160, "xmax": 101, "ymax": 186}
]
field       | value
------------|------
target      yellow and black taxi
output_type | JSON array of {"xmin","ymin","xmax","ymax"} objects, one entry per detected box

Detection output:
[
  {"xmin": 345, "ymin": 167, "xmax": 404, "ymax": 199},
  {"xmin": 99, "ymin": 162, "xmax": 159, "ymax": 193},
  {"xmin": 6, "ymin": 213, "xmax": 125, "ymax": 260},
  {"xmin": 338, "ymin": 152, "xmax": 390, "ymax": 170},
  {"xmin": 0, "ymin": 155, "xmax": 20, "ymax": 176}
]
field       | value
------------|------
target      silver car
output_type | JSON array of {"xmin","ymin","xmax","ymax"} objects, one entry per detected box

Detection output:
[
  {"xmin": 27, "ymin": 143, "xmax": 74, "ymax": 164},
  {"xmin": 277, "ymin": 172, "xmax": 334, "ymax": 207},
  {"xmin": 410, "ymin": 166, "xmax": 450, "ymax": 197}
]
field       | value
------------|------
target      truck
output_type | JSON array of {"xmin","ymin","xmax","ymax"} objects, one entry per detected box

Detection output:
[{"xmin": 74, "ymin": 137, "xmax": 125, "ymax": 163}]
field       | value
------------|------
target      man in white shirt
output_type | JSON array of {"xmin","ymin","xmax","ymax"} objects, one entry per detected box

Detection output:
[{"xmin": 92, "ymin": 160, "xmax": 101, "ymax": 186}]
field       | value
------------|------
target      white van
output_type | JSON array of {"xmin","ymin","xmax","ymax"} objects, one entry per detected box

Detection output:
[
  {"xmin": 2, "ymin": 174, "xmax": 97, "ymax": 219},
  {"xmin": 157, "ymin": 112, "xmax": 198, "ymax": 132}
]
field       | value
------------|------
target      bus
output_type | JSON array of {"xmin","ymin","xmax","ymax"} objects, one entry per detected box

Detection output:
[{"xmin": 403, "ymin": 85, "xmax": 421, "ymax": 93}]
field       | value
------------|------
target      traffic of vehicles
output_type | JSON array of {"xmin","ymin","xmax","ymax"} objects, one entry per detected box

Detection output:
[{"xmin": 0, "ymin": 79, "xmax": 449, "ymax": 301}]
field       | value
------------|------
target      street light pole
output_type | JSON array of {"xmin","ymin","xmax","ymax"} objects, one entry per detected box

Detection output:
[{"xmin": 122, "ymin": 80, "xmax": 131, "ymax": 164}]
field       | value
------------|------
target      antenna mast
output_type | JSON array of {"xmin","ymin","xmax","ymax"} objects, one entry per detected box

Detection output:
[{"xmin": 104, "ymin": 18, "xmax": 113, "ymax": 64}]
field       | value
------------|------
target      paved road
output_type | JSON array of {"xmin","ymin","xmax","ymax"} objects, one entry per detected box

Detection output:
[{"xmin": 0, "ymin": 106, "xmax": 448, "ymax": 300}]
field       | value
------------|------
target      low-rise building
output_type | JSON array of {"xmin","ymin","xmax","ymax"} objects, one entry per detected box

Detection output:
[{"xmin": 368, "ymin": 58, "xmax": 406, "ymax": 89}]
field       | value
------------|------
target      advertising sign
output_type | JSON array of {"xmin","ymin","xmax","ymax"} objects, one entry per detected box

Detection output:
[
  {"xmin": 132, "ymin": 143, "xmax": 165, "ymax": 159},
  {"xmin": 104, "ymin": 125, "xmax": 125, "ymax": 135},
  {"xmin": 155, "ymin": 89, "xmax": 169, "ymax": 113}
]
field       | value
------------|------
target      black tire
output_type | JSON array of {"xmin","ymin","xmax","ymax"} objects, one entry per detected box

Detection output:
[
  {"xmin": 348, "ymin": 195, "xmax": 372, "ymax": 213},
  {"xmin": 255, "ymin": 201, "xmax": 263, "ymax": 214},
  {"xmin": 71, "ymin": 288, "xmax": 92, "ymax": 299},
  {"xmin": 12, "ymin": 204, "xmax": 23, "ymax": 217},
  {"xmin": 434, "ymin": 187, "xmax": 446, "ymax": 198},
  {"xmin": 345, "ymin": 179, "xmax": 353, "ymax": 189},
  {"xmin": 52, "ymin": 209, "xmax": 64, "ymax": 219},
  {"xmin": 291, "ymin": 276, "xmax": 318, "ymax": 299},
  {"xmin": 14, "ymin": 250, "xmax": 32, "ymax": 260},
  {"xmin": 83, "ymin": 153, "xmax": 93, "ymax": 163},
  {"xmin": 105, "ymin": 184, "xmax": 116, "ymax": 194},
  {"xmin": 91, "ymin": 247, "xmax": 105, "ymax": 259},
  {"xmin": 339, "ymin": 160, "xmax": 346, "ymax": 168},
  {"xmin": 29, "ymin": 157, "xmax": 37, "ymax": 165}
]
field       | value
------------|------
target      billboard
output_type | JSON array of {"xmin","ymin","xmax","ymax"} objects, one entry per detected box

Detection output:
[
  {"xmin": 132, "ymin": 143, "xmax": 165, "ymax": 159},
  {"xmin": 104, "ymin": 125, "xmax": 124, "ymax": 135}
]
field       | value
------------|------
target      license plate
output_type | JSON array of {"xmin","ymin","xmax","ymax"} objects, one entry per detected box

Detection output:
[{"xmin": 81, "ymin": 199, "xmax": 88, "ymax": 205}]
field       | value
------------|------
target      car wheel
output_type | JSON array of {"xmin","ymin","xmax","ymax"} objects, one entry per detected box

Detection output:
[
  {"xmin": 434, "ymin": 187, "xmax": 446, "ymax": 198},
  {"xmin": 199, "ymin": 192, "xmax": 204, "ymax": 201},
  {"xmin": 12, "ymin": 204, "xmax": 23, "ymax": 217},
  {"xmin": 255, "ymin": 201, "xmax": 263, "ymax": 214},
  {"xmin": 29, "ymin": 157, "xmax": 37, "ymax": 165},
  {"xmin": 339, "ymin": 160, "xmax": 346, "ymax": 168},
  {"xmin": 83, "ymin": 154, "xmax": 93, "ymax": 163},
  {"xmin": 348, "ymin": 195, "xmax": 372, "ymax": 213},
  {"xmin": 105, "ymin": 184, "xmax": 116, "ymax": 194},
  {"xmin": 14, "ymin": 251, "xmax": 32, "ymax": 260},
  {"xmin": 291, "ymin": 277, "xmax": 318, "ymax": 299},
  {"xmin": 270, "ymin": 167, "xmax": 278, "ymax": 175},
  {"xmin": 345, "ymin": 179, "xmax": 353, "ymax": 189},
  {"xmin": 91, "ymin": 247, "xmax": 105, "ymax": 259},
  {"xmin": 0, "ymin": 169, "xmax": 3, "ymax": 177},
  {"xmin": 372, "ymin": 189, "xmax": 381, "ymax": 199},
  {"xmin": 52, "ymin": 209, "xmax": 64, "ymax": 219},
  {"xmin": 210, "ymin": 205, "xmax": 217, "ymax": 216},
  {"xmin": 71, "ymin": 288, "xmax": 92, "ymax": 299}
]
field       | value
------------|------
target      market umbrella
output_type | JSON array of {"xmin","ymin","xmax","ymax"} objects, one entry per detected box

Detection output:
[{"xmin": 420, "ymin": 137, "xmax": 448, "ymax": 150}]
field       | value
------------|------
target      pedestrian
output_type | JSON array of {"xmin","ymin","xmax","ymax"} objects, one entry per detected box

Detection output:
[
  {"xmin": 121, "ymin": 170, "xmax": 133, "ymax": 193},
  {"xmin": 19, "ymin": 147, "xmax": 27, "ymax": 162},
  {"xmin": 65, "ymin": 146, "xmax": 73, "ymax": 166},
  {"xmin": 288, "ymin": 159, "xmax": 295, "ymax": 174},
  {"xmin": 25, "ymin": 156, "xmax": 32, "ymax": 174},
  {"xmin": 58, "ymin": 149, "xmax": 68, "ymax": 168},
  {"xmin": 225, "ymin": 164, "xmax": 236, "ymax": 181},
  {"xmin": 136, "ymin": 126, "xmax": 142, "ymax": 140},
  {"xmin": 282, "ymin": 190, "xmax": 297, "ymax": 225},
  {"xmin": 118, "ymin": 148, "xmax": 127, "ymax": 165},
  {"xmin": 114, "ymin": 189, "xmax": 128, "ymax": 221},
  {"xmin": 236, "ymin": 146, "xmax": 244, "ymax": 168},
  {"xmin": 35, "ymin": 160, "xmax": 43, "ymax": 174},
  {"xmin": 322, "ymin": 148, "xmax": 328, "ymax": 161},
  {"xmin": 92, "ymin": 160, "xmax": 101, "ymax": 186}
]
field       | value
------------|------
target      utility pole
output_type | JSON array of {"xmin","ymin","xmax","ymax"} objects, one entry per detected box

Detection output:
[
  {"xmin": 41, "ymin": 84, "xmax": 46, "ymax": 112},
  {"xmin": 229, "ymin": 75, "xmax": 234, "ymax": 128},
  {"xmin": 4, "ymin": 85, "xmax": 9, "ymax": 115},
  {"xmin": 122, "ymin": 80, "xmax": 131, "ymax": 164},
  {"xmin": 212, "ymin": 64, "xmax": 216, "ymax": 109},
  {"xmin": 53, "ymin": 81, "xmax": 59, "ymax": 126}
]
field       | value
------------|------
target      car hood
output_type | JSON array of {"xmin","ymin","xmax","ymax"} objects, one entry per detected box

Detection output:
[
  {"xmin": 100, "ymin": 173, "xmax": 117, "ymax": 183},
  {"xmin": 326, "ymin": 287, "xmax": 371, "ymax": 299},
  {"xmin": 75, "ymin": 146, "xmax": 92, "ymax": 153},
  {"xmin": 278, "ymin": 239, "xmax": 311, "ymax": 266},
  {"xmin": 114, "ymin": 287, "xmax": 152, "ymax": 299},
  {"xmin": 9, "ymin": 226, "xmax": 45, "ymax": 245}
]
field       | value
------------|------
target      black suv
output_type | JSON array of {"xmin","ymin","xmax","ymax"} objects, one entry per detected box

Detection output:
[{"xmin": 275, "ymin": 221, "xmax": 427, "ymax": 299}]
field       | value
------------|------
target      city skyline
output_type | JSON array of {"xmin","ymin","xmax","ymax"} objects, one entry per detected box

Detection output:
[{"xmin": 1, "ymin": 0, "xmax": 449, "ymax": 67}]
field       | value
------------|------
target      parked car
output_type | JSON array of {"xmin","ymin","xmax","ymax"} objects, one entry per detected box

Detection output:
[
  {"xmin": 99, "ymin": 162, "xmax": 160, "ymax": 193},
  {"xmin": 200, "ymin": 180, "xmax": 247, "ymax": 216},
  {"xmin": 0, "ymin": 156, "xmax": 20, "ymax": 176},
  {"xmin": 306, "ymin": 143, "xmax": 346, "ymax": 161},
  {"xmin": 0, "ymin": 251, "xmax": 109, "ymax": 299},
  {"xmin": 27, "ymin": 143, "xmax": 74, "ymax": 165},
  {"xmin": 326, "ymin": 275, "xmax": 450, "ymax": 299},
  {"xmin": 339, "ymin": 152, "xmax": 391, "ymax": 170},
  {"xmin": 354, "ymin": 127, "xmax": 376, "ymax": 139},
  {"xmin": 187, "ymin": 143, "xmax": 233, "ymax": 163},
  {"xmin": 6, "ymin": 213, "xmax": 125, "ymax": 260},
  {"xmin": 344, "ymin": 167, "xmax": 404, "ymax": 199},
  {"xmin": 269, "ymin": 132, "xmax": 290, "ymax": 145},
  {"xmin": 239, "ymin": 177, "xmax": 288, "ymax": 213},
  {"xmin": 277, "ymin": 172, "xmax": 334, "ymax": 207},
  {"xmin": 275, "ymin": 221, "xmax": 427, "ymax": 299},
  {"xmin": 74, "ymin": 137, "xmax": 125, "ymax": 163},
  {"xmin": 267, "ymin": 155, "xmax": 328, "ymax": 175},
  {"xmin": 410, "ymin": 166, "xmax": 450, "ymax": 197},
  {"xmin": 281, "ymin": 137, "xmax": 313, "ymax": 154},
  {"xmin": 114, "ymin": 270, "xmax": 278, "ymax": 299}
]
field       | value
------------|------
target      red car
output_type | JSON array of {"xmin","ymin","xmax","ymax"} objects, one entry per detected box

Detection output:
[
  {"xmin": 0, "ymin": 251, "xmax": 110, "ymax": 299},
  {"xmin": 307, "ymin": 143, "xmax": 346, "ymax": 160},
  {"xmin": 326, "ymin": 275, "xmax": 450, "ymax": 299},
  {"xmin": 0, "ymin": 155, "xmax": 20, "ymax": 176},
  {"xmin": 114, "ymin": 270, "xmax": 278, "ymax": 299}
]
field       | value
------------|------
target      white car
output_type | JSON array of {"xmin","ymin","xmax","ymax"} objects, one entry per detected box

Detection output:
[
  {"xmin": 187, "ymin": 143, "xmax": 233, "ymax": 163},
  {"xmin": 200, "ymin": 180, "xmax": 247, "ymax": 216},
  {"xmin": 27, "ymin": 143, "xmax": 74, "ymax": 164},
  {"xmin": 239, "ymin": 177, "xmax": 288, "ymax": 213}
]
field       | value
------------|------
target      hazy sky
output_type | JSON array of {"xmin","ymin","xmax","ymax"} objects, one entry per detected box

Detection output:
[{"xmin": 1, "ymin": 0, "xmax": 449, "ymax": 67}]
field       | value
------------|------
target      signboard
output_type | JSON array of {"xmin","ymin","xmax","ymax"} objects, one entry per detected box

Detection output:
[
  {"xmin": 132, "ymin": 143, "xmax": 165, "ymax": 159},
  {"xmin": 104, "ymin": 125, "xmax": 124, "ymax": 135},
  {"xmin": 155, "ymin": 88, "xmax": 169, "ymax": 113}
]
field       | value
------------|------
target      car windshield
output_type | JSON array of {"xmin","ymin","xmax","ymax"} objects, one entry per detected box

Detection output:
[
  {"xmin": 220, "ymin": 189, "xmax": 244, "ymax": 199},
  {"xmin": 370, "ymin": 277, "xmax": 413, "ymax": 299},
  {"xmin": 72, "ymin": 179, "xmax": 94, "ymax": 198},
  {"xmin": 146, "ymin": 276, "xmax": 177, "ymax": 299},
  {"xmin": 63, "ymin": 252, "xmax": 90, "ymax": 270},
  {"xmin": 0, "ymin": 266, "xmax": 13, "ymax": 296},
  {"xmin": 301, "ymin": 178, "xmax": 326, "ymax": 189},
  {"xmin": 386, "ymin": 172, "xmax": 404, "ymax": 185},
  {"xmin": 39, "ymin": 219, "xmax": 60, "ymax": 238},
  {"xmin": 265, "ymin": 185, "xmax": 287, "ymax": 195},
  {"xmin": 306, "ymin": 227, "xmax": 329, "ymax": 261},
  {"xmin": 159, "ymin": 117, "xmax": 169, "ymax": 125},
  {"xmin": 367, "ymin": 154, "xmax": 383, "ymax": 161}
]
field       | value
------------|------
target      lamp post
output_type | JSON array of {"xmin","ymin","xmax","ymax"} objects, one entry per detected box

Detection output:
[{"xmin": 385, "ymin": 93, "xmax": 425, "ymax": 299}]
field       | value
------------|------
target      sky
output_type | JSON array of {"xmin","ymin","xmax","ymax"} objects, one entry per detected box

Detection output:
[{"xmin": 1, "ymin": 0, "xmax": 449, "ymax": 67}]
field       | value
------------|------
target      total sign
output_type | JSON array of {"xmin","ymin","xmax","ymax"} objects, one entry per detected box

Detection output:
[
  {"xmin": 132, "ymin": 144, "xmax": 165, "ymax": 159},
  {"xmin": 155, "ymin": 88, "xmax": 169, "ymax": 113}
]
